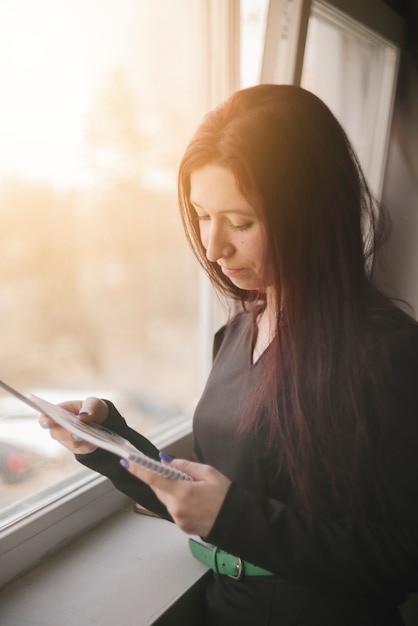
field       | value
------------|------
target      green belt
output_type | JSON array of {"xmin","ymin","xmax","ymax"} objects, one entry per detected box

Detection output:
[{"xmin": 189, "ymin": 538, "xmax": 274, "ymax": 581}]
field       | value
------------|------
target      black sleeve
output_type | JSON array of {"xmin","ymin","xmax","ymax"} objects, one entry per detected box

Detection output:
[{"xmin": 75, "ymin": 401, "xmax": 172, "ymax": 521}]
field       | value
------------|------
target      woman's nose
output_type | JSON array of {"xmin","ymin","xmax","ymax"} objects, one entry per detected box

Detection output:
[{"xmin": 203, "ymin": 222, "xmax": 234, "ymax": 262}]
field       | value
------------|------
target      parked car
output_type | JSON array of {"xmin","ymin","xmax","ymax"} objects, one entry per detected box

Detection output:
[{"xmin": 0, "ymin": 441, "xmax": 33, "ymax": 485}]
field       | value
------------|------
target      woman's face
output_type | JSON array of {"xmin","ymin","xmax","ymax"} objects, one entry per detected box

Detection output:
[{"xmin": 189, "ymin": 164, "xmax": 270, "ymax": 292}]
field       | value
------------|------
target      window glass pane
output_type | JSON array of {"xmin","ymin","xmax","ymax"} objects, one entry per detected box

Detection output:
[
  {"xmin": 0, "ymin": 0, "xmax": 208, "ymax": 525},
  {"xmin": 240, "ymin": 0, "xmax": 269, "ymax": 87},
  {"xmin": 301, "ymin": 1, "xmax": 399, "ymax": 197}
]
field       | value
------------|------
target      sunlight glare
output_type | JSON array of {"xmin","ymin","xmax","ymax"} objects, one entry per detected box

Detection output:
[{"xmin": 0, "ymin": 0, "xmax": 132, "ymax": 188}]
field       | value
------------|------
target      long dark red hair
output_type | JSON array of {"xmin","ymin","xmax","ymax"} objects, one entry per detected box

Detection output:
[{"xmin": 178, "ymin": 84, "xmax": 387, "ymax": 515}]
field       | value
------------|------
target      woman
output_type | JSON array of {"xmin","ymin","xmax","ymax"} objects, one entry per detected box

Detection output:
[{"xmin": 41, "ymin": 85, "xmax": 418, "ymax": 625}]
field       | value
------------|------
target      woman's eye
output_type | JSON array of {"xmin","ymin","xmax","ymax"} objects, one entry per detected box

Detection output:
[
  {"xmin": 231, "ymin": 222, "xmax": 253, "ymax": 232},
  {"xmin": 196, "ymin": 213, "xmax": 210, "ymax": 222},
  {"xmin": 194, "ymin": 211, "xmax": 253, "ymax": 232}
]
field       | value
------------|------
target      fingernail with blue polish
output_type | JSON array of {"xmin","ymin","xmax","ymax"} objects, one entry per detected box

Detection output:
[
  {"xmin": 120, "ymin": 458, "xmax": 130, "ymax": 469},
  {"xmin": 41, "ymin": 421, "xmax": 50, "ymax": 429},
  {"xmin": 72, "ymin": 433, "xmax": 83, "ymax": 441},
  {"xmin": 159, "ymin": 452, "xmax": 174, "ymax": 463}
]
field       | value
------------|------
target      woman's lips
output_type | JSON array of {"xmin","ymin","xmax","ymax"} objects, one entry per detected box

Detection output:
[{"xmin": 220, "ymin": 266, "xmax": 245, "ymax": 278}]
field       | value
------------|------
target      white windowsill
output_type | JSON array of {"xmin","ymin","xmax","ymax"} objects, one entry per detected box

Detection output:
[{"xmin": 0, "ymin": 506, "xmax": 209, "ymax": 625}]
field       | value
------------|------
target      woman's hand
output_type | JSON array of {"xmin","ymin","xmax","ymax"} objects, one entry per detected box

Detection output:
[
  {"xmin": 38, "ymin": 397, "xmax": 109, "ymax": 456},
  {"xmin": 123, "ymin": 457, "xmax": 231, "ymax": 538}
]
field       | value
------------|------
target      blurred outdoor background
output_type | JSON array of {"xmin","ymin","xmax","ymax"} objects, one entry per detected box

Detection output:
[{"xmin": 0, "ymin": 0, "xmax": 265, "ymax": 519}]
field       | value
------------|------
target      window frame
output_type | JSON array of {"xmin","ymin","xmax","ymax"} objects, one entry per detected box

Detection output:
[
  {"xmin": 262, "ymin": 0, "xmax": 403, "ymax": 86},
  {"xmin": 261, "ymin": 0, "xmax": 403, "ymax": 200}
]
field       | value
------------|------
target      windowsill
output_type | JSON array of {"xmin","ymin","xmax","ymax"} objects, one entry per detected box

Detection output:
[{"xmin": 0, "ymin": 506, "xmax": 209, "ymax": 625}]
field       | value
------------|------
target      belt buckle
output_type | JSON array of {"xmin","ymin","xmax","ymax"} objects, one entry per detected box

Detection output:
[{"xmin": 228, "ymin": 557, "xmax": 244, "ymax": 581}]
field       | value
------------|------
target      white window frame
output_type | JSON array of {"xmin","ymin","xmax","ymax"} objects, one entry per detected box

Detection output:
[
  {"xmin": 261, "ymin": 0, "xmax": 403, "ymax": 200},
  {"xmin": 262, "ymin": 0, "xmax": 403, "ymax": 85},
  {"xmin": 0, "ymin": 0, "xmax": 240, "ymax": 591},
  {"xmin": 261, "ymin": 0, "xmax": 312, "ymax": 85}
]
